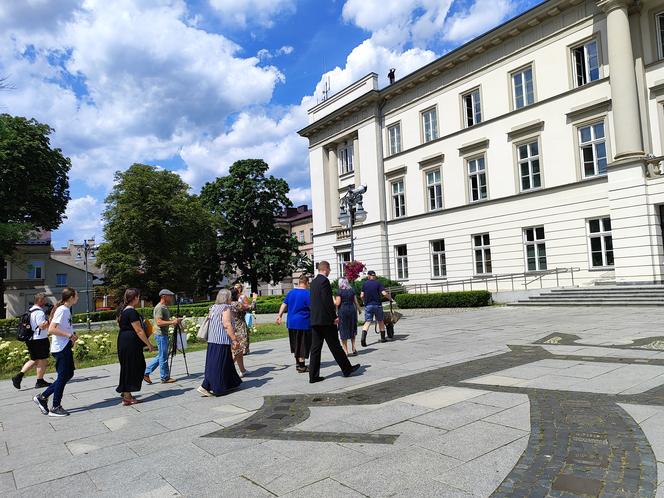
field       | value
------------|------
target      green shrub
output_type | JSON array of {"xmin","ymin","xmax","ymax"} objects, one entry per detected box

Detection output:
[
  {"xmin": 256, "ymin": 301, "xmax": 281, "ymax": 314},
  {"xmin": 0, "ymin": 318, "xmax": 19, "ymax": 338},
  {"xmin": 395, "ymin": 291, "xmax": 492, "ymax": 308}
]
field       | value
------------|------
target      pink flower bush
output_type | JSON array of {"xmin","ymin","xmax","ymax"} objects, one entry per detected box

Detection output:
[{"xmin": 344, "ymin": 260, "xmax": 366, "ymax": 282}]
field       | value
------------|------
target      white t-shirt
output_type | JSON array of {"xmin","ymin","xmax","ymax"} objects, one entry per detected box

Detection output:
[
  {"xmin": 50, "ymin": 305, "xmax": 74, "ymax": 353},
  {"xmin": 29, "ymin": 305, "xmax": 48, "ymax": 340}
]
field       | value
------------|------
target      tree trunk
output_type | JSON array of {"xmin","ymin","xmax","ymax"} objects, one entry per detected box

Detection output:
[
  {"xmin": 250, "ymin": 277, "xmax": 259, "ymax": 295},
  {"xmin": 0, "ymin": 257, "xmax": 5, "ymax": 319}
]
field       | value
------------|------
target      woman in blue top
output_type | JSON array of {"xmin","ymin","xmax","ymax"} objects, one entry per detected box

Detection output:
[{"xmin": 276, "ymin": 275, "xmax": 312, "ymax": 373}]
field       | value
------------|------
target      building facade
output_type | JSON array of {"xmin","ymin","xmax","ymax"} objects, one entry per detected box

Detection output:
[
  {"xmin": 299, "ymin": 0, "xmax": 664, "ymax": 291},
  {"xmin": 3, "ymin": 233, "xmax": 97, "ymax": 317}
]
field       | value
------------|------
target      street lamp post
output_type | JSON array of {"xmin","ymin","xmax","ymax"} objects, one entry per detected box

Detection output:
[
  {"xmin": 83, "ymin": 240, "xmax": 95, "ymax": 331},
  {"xmin": 338, "ymin": 185, "xmax": 368, "ymax": 262}
]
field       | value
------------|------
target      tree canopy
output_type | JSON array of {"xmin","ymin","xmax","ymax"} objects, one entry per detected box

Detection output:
[
  {"xmin": 200, "ymin": 159, "xmax": 302, "ymax": 293},
  {"xmin": 0, "ymin": 114, "xmax": 71, "ymax": 317},
  {"xmin": 96, "ymin": 164, "xmax": 221, "ymax": 303}
]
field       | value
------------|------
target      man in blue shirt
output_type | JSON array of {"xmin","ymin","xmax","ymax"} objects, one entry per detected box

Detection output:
[{"xmin": 360, "ymin": 271, "xmax": 392, "ymax": 346}]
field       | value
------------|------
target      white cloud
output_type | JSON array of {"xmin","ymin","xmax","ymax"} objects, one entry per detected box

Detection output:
[
  {"xmin": 443, "ymin": 0, "xmax": 514, "ymax": 43},
  {"xmin": 257, "ymin": 45, "xmax": 294, "ymax": 60},
  {"xmin": 55, "ymin": 195, "xmax": 105, "ymax": 247},
  {"xmin": 208, "ymin": 0, "xmax": 296, "ymax": 28}
]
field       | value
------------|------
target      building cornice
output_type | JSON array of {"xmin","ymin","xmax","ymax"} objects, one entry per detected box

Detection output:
[{"xmin": 597, "ymin": 0, "xmax": 631, "ymax": 14}]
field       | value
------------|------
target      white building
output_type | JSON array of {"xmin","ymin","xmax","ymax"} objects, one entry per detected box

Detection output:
[{"xmin": 299, "ymin": 0, "xmax": 664, "ymax": 293}]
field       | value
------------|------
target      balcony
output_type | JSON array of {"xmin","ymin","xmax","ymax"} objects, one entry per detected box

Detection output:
[{"xmin": 336, "ymin": 228, "xmax": 351, "ymax": 240}]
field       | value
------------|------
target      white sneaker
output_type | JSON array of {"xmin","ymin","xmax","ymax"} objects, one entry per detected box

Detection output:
[{"xmin": 196, "ymin": 386, "xmax": 211, "ymax": 397}]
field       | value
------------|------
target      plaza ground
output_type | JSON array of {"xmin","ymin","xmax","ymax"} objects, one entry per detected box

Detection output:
[{"xmin": 2, "ymin": 306, "xmax": 664, "ymax": 496}]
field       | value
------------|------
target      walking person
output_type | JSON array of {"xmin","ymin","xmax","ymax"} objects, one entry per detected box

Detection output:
[
  {"xmin": 234, "ymin": 283, "xmax": 257, "ymax": 354},
  {"xmin": 197, "ymin": 289, "xmax": 242, "ymax": 397},
  {"xmin": 12, "ymin": 293, "xmax": 52, "ymax": 390},
  {"xmin": 33, "ymin": 288, "xmax": 78, "ymax": 417},
  {"xmin": 360, "ymin": 270, "xmax": 392, "ymax": 346},
  {"xmin": 144, "ymin": 289, "xmax": 180, "ymax": 384},
  {"xmin": 335, "ymin": 279, "xmax": 360, "ymax": 356},
  {"xmin": 230, "ymin": 287, "xmax": 251, "ymax": 377},
  {"xmin": 116, "ymin": 288, "xmax": 155, "ymax": 406},
  {"xmin": 276, "ymin": 275, "xmax": 312, "ymax": 373},
  {"xmin": 308, "ymin": 261, "xmax": 360, "ymax": 384}
]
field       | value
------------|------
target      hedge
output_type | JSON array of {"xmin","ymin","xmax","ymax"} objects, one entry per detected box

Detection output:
[{"xmin": 395, "ymin": 291, "xmax": 492, "ymax": 308}]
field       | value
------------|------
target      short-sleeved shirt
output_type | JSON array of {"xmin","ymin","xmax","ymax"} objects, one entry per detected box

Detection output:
[
  {"xmin": 283, "ymin": 288, "xmax": 311, "ymax": 331},
  {"xmin": 337, "ymin": 288, "xmax": 356, "ymax": 308},
  {"xmin": 362, "ymin": 280, "xmax": 385, "ymax": 306},
  {"xmin": 50, "ymin": 305, "xmax": 74, "ymax": 353},
  {"xmin": 119, "ymin": 306, "xmax": 142, "ymax": 332},
  {"xmin": 153, "ymin": 302, "xmax": 170, "ymax": 335},
  {"xmin": 29, "ymin": 305, "xmax": 48, "ymax": 340}
]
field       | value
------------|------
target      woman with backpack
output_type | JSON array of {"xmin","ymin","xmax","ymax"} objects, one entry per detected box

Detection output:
[{"xmin": 33, "ymin": 287, "xmax": 78, "ymax": 417}]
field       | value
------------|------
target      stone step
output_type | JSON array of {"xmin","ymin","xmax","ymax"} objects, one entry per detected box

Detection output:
[
  {"xmin": 509, "ymin": 301, "xmax": 664, "ymax": 306},
  {"xmin": 534, "ymin": 293, "xmax": 664, "ymax": 299}
]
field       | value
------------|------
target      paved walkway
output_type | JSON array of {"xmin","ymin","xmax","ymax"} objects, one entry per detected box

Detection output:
[{"xmin": 3, "ymin": 306, "xmax": 664, "ymax": 497}]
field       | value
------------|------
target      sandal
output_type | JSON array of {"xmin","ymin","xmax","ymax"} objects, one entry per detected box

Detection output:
[
  {"xmin": 122, "ymin": 397, "xmax": 141, "ymax": 406},
  {"xmin": 296, "ymin": 365, "xmax": 309, "ymax": 373}
]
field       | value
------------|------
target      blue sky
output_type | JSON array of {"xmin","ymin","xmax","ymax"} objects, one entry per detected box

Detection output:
[{"xmin": 0, "ymin": 0, "xmax": 543, "ymax": 248}]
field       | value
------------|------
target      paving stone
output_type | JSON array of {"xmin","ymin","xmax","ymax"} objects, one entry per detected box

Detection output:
[
  {"xmin": 483, "ymin": 402, "xmax": 531, "ymax": 431},
  {"xmin": 471, "ymin": 392, "xmax": 529, "ymax": 409},
  {"xmin": 389, "ymin": 479, "xmax": 473, "ymax": 497},
  {"xmin": 411, "ymin": 401, "xmax": 504, "ymax": 430},
  {"xmin": 6, "ymin": 471, "xmax": 97, "ymax": 497},
  {"xmin": 281, "ymin": 477, "xmax": 365, "ymax": 497},
  {"xmin": 0, "ymin": 471, "xmax": 15, "ymax": 493},
  {"xmin": 333, "ymin": 457, "xmax": 422, "ymax": 496}
]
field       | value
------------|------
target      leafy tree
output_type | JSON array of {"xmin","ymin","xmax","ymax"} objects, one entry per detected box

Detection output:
[
  {"xmin": 96, "ymin": 164, "xmax": 221, "ymax": 304},
  {"xmin": 0, "ymin": 114, "xmax": 71, "ymax": 318},
  {"xmin": 200, "ymin": 159, "xmax": 301, "ymax": 294}
]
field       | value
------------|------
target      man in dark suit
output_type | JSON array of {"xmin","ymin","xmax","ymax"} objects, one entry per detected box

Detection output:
[{"xmin": 309, "ymin": 261, "xmax": 360, "ymax": 383}]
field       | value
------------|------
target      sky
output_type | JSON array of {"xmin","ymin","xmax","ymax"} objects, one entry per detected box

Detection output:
[{"xmin": 0, "ymin": 0, "xmax": 544, "ymax": 249}]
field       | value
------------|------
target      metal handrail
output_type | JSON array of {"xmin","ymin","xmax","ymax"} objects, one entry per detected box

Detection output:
[{"xmin": 386, "ymin": 267, "xmax": 580, "ymax": 295}]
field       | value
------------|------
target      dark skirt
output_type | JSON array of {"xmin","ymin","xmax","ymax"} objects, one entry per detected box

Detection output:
[
  {"xmin": 202, "ymin": 343, "xmax": 242, "ymax": 395},
  {"xmin": 288, "ymin": 329, "xmax": 312, "ymax": 359},
  {"xmin": 338, "ymin": 304, "xmax": 358, "ymax": 340},
  {"xmin": 116, "ymin": 329, "xmax": 146, "ymax": 393}
]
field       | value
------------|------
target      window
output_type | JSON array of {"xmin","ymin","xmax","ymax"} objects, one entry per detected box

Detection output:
[
  {"xmin": 463, "ymin": 89, "xmax": 482, "ymax": 127},
  {"xmin": 588, "ymin": 217, "xmax": 613, "ymax": 268},
  {"xmin": 28, "ymin": 260, "xmax": 44, "ymax": 279},
  {"xmin": 473, "ymin": 234, "xmax": 492, "ymax": 275},
  {"xmin": 2, "ymin": 261, "xmax": 8, "ymax": 280},
  {"xmin": 657, "ymin": 13, "xmax": 664, "ymax": 59},
  {"xmin": 524, "ymin": 227, "xmax": 547, "ymax": 271},
  {"xmin": 395, "ymin": 245, "xmax": 409, "ymax": 280},
  {"xmin": 56, "ymin": 273, "xmax": 67, "ymax": 287},
  {"xmin": 337, "ymin": 251, "xmax": 351, "ymax": 277},
  {"xmin": 388, "ymin": 123, "xmax": 402, "ymax": 155},
  {"xmin": 579, "ymin": 122, "xmax": 607, "ymax": 177},
  {"xmin": 518, "ymin": 141, "xmax": 541, "ymax": 191},
  {"xmin": 431, "ymin": 240, "xmax": 446, "ymax": 278},
  {"xmin": 338, "ymin": 143, "xmax": 354, "ymax": 175},
  {"xmin": 392, "ymin": 180, "xmax": 406, "ymax": 218},
  {"xmin": 310, "ymin": 228, "xmax": 314, "ymax": 241},
  {"xmin": 298, "ymin": 230, "xmax": 305, "ymax": 243},
  {"xmin": 512, "ymin": 66, "xmax": 535, "ymax": 109},
  {"xmin": 572, "ymin": 39, "xmax": 600, "ymax": 87},
  {"xmin": 426, "ymin": 170, "xmax": 443, "ymax": 211},
  {"xmin": 422, "ymin": 108, "xmax": 438, "ymax": 143},
  {"xmin": 468, "ymin": 156, "xmax": 488, "ymax": 202}
]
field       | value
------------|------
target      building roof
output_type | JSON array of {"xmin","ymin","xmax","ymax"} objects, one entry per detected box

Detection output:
[
  {"xmin": 277, "ymin": 205, "xmax": 313, "ymax": 223},
  {"xmin": 298, "ymin": 0, "xmax": 565, "ymax": 137},
  {"xmin": 18, "ymin": 230, "xmax": 52, "ymax": 246}
]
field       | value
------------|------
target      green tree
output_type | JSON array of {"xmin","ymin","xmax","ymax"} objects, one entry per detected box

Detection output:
[
  {"xmin": 200, "ymin": 159, "xmax": 301, "ymax": 294},
  {"xmin": 0, "ymin": 114, "xmax": 71, "ymax": 318},
  {"xmin": 96, "ymin": 164, "xmax": 221, "ymax": 304}
]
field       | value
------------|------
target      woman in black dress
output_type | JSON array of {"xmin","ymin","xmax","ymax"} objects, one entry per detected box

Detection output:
[
  {"xmin": 335, "ymin": 278, "xmax": 360, "ymax": 356},
  {"xmin": 116, "ymin": 288, "xmax": 154, "ymax": 405}
]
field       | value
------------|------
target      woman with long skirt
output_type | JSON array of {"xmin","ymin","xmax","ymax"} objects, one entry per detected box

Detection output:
[
  {"xmin": 276, "ymin": 275, "xmax": 312, "ymax": 373},
  {"xmin": 197, "ymin": 289, "xmax": 242, "ymax": 397},
  {"xmin": 335, "ymin": 278, "xmax": 360, "ymax": 356},
  {"xmin": 116, "ymin": 288, "xmax": 154, "ymax": 405}
]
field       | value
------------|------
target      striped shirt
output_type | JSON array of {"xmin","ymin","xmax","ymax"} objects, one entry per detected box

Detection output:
[{"xmin": 208, "ymin": 304, "xmax": 232, "ymax": 345}]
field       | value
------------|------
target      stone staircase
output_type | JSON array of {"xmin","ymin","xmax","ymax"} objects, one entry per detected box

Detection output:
[{"xmin": 510, "ymin": 285, "xmax": 664, "ymax": 306}]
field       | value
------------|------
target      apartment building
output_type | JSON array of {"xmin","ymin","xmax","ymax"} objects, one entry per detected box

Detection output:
[{"xmin": 299, "ymin": 0, "xmax": 664, "ymax": 290}]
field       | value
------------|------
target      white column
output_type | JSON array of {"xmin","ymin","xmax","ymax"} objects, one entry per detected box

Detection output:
[
  {"xmin": 327, "ymin": 147, "xmax": 340, "ymax": 228},
  {"xmin": 353, "ymin": 136, "xmax": 361, "ymax": 186},
  {"xmin": 599, "ymin": 0, "xmax": 656, "ymax": 283},
  {"xmin": 599, "ymin": 0, "xmax": 643, "ymax": 159}
]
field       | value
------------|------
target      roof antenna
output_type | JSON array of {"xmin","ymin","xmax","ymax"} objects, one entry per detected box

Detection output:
[
  {"xmin": 388, "ymin": 68, "xmax": 396, "ymax": 85},
  {"xmin": 322, "ymin": 76, "xmax": 330, "ymax": 101}
]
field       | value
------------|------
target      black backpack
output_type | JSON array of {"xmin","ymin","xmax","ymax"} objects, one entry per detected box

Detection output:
[{"xmin": 16, "ymin": 310, "xmax": 35, "ymax": 342}]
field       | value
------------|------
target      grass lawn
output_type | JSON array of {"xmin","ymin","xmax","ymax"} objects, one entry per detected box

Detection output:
[{"xmin": 0, "ymin": 323, "xmax": 288, "ymax": 380}]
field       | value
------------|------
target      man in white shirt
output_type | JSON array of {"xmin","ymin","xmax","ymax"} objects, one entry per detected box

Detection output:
[{"xmin": 12, "ymin": 293, "xmax": 52, "ymax": 390}]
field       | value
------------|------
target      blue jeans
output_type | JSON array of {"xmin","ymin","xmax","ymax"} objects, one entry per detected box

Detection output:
[
  {"xmin": 42, "ymin": 343, "xmax": 75, "ymax": 408},
  {"xmin": 145, "ymin": 335, "xmax": 170, "ymax": 380}
]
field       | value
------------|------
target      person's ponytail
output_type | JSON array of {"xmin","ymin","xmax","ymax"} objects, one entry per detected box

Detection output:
[
  {"xmin": 49, "ymin": 287, "xmax": 77, "ymax": 320},
  {"xmin": 116, "ymin": 288, "xmax": 140, "ymax": 321}
]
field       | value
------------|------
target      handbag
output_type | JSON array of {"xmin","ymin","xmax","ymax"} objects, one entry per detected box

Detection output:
[
  {"xmin": 144, "ymin": 318, "xmax": 154, "ymax": 338},
  {"xmin": 197, "ymin": 311, "xmax": 211, "ymax": 342}
]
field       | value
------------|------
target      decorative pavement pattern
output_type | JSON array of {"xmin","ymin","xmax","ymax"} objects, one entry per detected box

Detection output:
[{"xmin": 4, "ymin": 306, "xmax": 664, "ymax": 497}]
